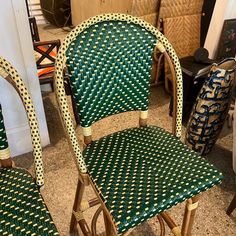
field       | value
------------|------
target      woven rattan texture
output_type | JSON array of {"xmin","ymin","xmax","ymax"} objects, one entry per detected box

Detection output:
[
  {"xmin": 0, "ymin": 104, "xmax": 8, "ymax": 151},
  {"xmin": 131, "ymin": 0, "xmax": 160, "ymax": 26},
  {"xmin": 163, "ymin": 14, "xmax": 201, "ymax": 58},
  {"xmin": 83, "ymin": 126, "xmax": 223, "ymax": 234},
  {"xmin": 66, "ymin": 21, "xmax": 156, "ymax": 128},
  {"xmin": 0, "ymin": 168, "xmax": 59, "ymax": 235},
  {"xmin": 0, "ymin": 56, "xmax": 44, "ymax": 186},
  {"xmin": 55, "ymin": 14, "xmax": 183, "ymax": 173},
  {"xmin": 139, "ymin": 13, "xmax": 158, "ymax": 26},
  {"xmin": 159, "ymin": 0, "xmax": 204, "ymax": 19},
  {"xmin": 131, "ymin": 0, "xmax": 160, "ymax": 16}
]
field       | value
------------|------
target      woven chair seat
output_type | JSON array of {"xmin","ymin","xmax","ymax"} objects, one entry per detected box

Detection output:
[
  {"xmin": 0, "ymin": 168, "xmax": 58, "ymax": 235},
  {"xmin": 83, "ymin": 125, "xmax": 223, "ymax": 234}
]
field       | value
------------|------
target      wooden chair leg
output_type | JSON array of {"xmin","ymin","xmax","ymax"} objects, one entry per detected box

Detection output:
[
  {"xmin": 182, "ymin": 195, "xmax": 200, "ymax": 236},
  {"xmin": 157, "ymin": 215, "xmax": 165, "ymax": 236},
  {"xmin": 161, "ymin": 212, "xmax": 181, "ymax": 236},
  {"xmin": 103, "ymin": 211, "xmax": 116, "ymax": 236},
  {"xmin": 165, "ymin": 76, "xmax": 170, "ymax": 94},
  {"xmin": 70, "ymin": 179, "xmax": 91, "ymax": 236},
  {"xmin": 91, "ymin": 206, "xmax": 103, "ymax": 236},
  {"xmin": 227, "ymin": 193, "xmax": 236, "ymax": 215}
]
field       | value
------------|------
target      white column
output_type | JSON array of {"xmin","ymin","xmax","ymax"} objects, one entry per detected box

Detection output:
[{"xmin": 0, "ymin": 0, "xmax": 50, "ymax": 156}]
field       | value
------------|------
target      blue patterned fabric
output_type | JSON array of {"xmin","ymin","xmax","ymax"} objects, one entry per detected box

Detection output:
[{"xmin": 186, "ymin": 61, "xmax": 236, "ymax": 155}]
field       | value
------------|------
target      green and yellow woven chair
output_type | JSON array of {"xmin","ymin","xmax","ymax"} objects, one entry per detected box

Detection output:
[
  {"xmin": 54, "ymin": 14, "xmax": 223, "ymax": 235},
  {"xmin": 0, "ymin": 56, "xmax": 58, "ymax": 235}
]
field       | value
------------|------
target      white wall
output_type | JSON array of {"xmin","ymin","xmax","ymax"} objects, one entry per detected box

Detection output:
[
  {"xmin": 0, "ymin": 0, "xmax": 50, "ymax": 156},
  {"xmin": 204, "ymin": 0, "xmax": 236, "ymax": 59}
]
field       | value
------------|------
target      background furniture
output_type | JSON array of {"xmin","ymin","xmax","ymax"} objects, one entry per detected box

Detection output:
[
  {"xmin": 0, "ymin": 56, "xmax": 58, "ymax": 235},
  {"xmin": 34, "ymin": 39, "xmax": 61, "ymax": 89},
  {"xmin": 27, "ymin": 2, "xmax": 65, "ymax": 91},
  {"xmin": 158, "ymin": 0, "xmax": 204, "ymax": 93},
  {"xmin": 178, "ymin": 56, "xmax": 211, "ymax": 121},
  {"xmin": 40, "ymin": 0, "xmax": 71, "ymax": 27},
  {"xmin": 180, "ymin": 18, "xmax": 236, "ymax": 122},
  {"xmin": 33, "ymin": 34, "xmax": 80, "ymax": 124},
  {"xmin": 27, "ymin": 5, "xmax": 80, "ymax": 124},
  {"xmin": 55, "ymin": 13, "xmax": 223, "ymax": 235},
  {"xmin": 185, "ymin": 58, "xmax": 236, "ymax": 155}
]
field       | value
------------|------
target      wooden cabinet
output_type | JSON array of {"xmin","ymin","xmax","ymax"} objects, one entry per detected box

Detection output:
[{"xmin": 71, "ymin": 0, "xmax": 133, "ymax": 26}]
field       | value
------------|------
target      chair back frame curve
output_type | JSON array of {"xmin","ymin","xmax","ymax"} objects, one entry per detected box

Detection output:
[
  {"xmin": 0, "ymin": 56, "xmax": 44, "ymax": 187},
  {"xmin": 55, "ymin": 13, "xmax": 183, "ymax": 175}
]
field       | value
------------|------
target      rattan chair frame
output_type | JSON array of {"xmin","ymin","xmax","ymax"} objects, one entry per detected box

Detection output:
[
  {"xmin": 0, "ymin": 56, "xmax": 44, "ymax": 187},
  {"xmin": 54, "ymin": 14, "xmax": 201, "ymax": 236}
]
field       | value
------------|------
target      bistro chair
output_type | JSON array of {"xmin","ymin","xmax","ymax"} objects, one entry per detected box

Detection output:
[
  {"xmin": 0, "ymin": 56, "xmax": 58, "ymax": 235},
  {"xmin": 55, "ymin": 14, "xmax": 223, "ymax": 235}
]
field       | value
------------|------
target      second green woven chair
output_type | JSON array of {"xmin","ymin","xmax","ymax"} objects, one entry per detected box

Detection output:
[
  {"xmin": 55, "ymin": 14, "xmax": 223, "ymax": 235},
  {"xmin": 0, "ymin": 56, "xmax": 58, "ymax": 235}
]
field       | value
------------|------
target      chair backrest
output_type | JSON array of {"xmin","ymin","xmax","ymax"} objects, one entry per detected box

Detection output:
[
  {"xmin": 0, "ymin": 56, "xmax": 44, "ymax": 187},
  {"xmin": 55, "ymin": 14, "xmax": 183, "ymax": 173},
  {"xmin": 66, "ymin": 19, "xmax": 156, "ymax": 128}
]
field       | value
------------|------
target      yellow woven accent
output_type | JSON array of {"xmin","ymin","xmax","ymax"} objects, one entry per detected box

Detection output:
[
  {"xmin": 73, "ymin": 210, "xmax": 84, "ymax": 222},
  {"xmin": 0, "ymin": 147, "xmax": 10, "ymax": 160},
  {"xmin": 187, "ymin": 201, "xmax": 199, "ymax": 211},
  {"xmin": 80, "ymin": 200, "xmax": 90, "ymax": 211},
  {"xmin": 82, "ymin": 126, "xmax": 92, "ymax": 137},
  {"xmin": 140, "ymin": 110, "xmax": 148, "ymax": 119},
  {"xmin": 172, "ymin": 226, "xmax": 181, "ymax": 236},
  {"xmin": 0, "ymin": 67, "xmax": 8, "ymax": 78},
  {"xmin": 156, "ymin": 42, "xmax": 166, "ymax": 53}
]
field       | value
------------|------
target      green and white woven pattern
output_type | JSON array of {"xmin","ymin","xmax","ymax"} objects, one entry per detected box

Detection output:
[
  {"xmin": 0, "ymin": 168, "xmax": 59, "ymax": 235},
  {"xmin": 66, "ymin": 20, "xmax": 156, "ymax": 127},
  {"xmin": 83, "ymin": 126, "xmax": 223, "ymax": 234},
  {"xmin": 0, "ymin": 56, "xmax": 44, "ymax": 186},
  {"xmin": 0, "ymin": 104, "xmax": 9, "ymax": 159},
  {"xmin": 55, "ymin": 14, "xmax": 183, "ymax": 173}
]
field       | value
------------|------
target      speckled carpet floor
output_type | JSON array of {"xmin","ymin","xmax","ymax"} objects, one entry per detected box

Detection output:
[{"xmin": 13, "ymin": 25, "xmax": 236, "ymax": 235}]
